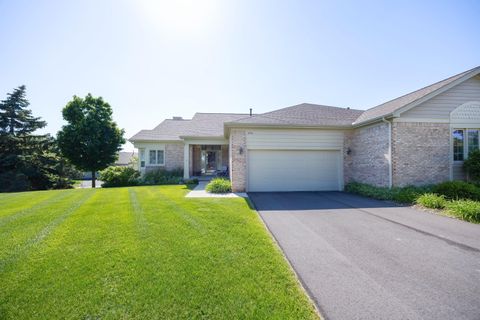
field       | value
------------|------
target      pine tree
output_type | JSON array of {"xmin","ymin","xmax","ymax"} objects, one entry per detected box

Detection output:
[
  {"xmin": 0, "ymin": 86, "xmax": 73, "ymax": 191},
  {"xmin": 0, "ymin": 85, "xmax": 46, "ymax": 135}
]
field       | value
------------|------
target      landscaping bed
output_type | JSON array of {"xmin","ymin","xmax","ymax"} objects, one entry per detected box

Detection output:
[{"xmin": 345, "ymin": 181, "xmax": 480, "ymax": 223}]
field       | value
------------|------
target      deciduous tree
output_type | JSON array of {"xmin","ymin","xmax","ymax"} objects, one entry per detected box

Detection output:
[{"xmin": 57, "ymin": 94, "xmax": 125, "ymax": 187}]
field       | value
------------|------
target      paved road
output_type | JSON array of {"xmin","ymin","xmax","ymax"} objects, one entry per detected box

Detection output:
[
  {"xmin": 249, "ymin": 192, "xmax": 480, "ymax": 320},
  {"xmin": 79, "ymin": 180, "xmax": 103, "ymax": 188}
]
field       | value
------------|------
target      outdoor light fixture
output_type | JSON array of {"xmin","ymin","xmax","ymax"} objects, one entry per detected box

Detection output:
[
  {"xmin": 347, "ymin": 148, "xmax": 352, "ymax": 155},
  {"xmin": 239, "ymin": 147, "xmax": 244, "ymax": 155}
]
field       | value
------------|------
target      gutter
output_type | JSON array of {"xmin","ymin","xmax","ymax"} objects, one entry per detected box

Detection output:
[{"xmin": 381, "ymin": 117, "xmax": 393, "ymax": 188}]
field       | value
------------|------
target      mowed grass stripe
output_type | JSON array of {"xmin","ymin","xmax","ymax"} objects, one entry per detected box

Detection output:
[
  {"xmin": 0, "ymin": 186, "xmax": 319, "ymax": 320},
  {"xmin": 0, "ymin": 189, "xmax": 78, "ymax": 225},
  {"xmin": 0, "ymin": 189, "xmax": 95, "ymax": 272},
  {"xmin": 128, "ymin": 188, "xmax": 149, "ymax": 238},
  {"xmin": 0, "ymin": 188, "xmax": 140, "ymax": 319},
  {"xmin": 0, "ymin": 189, "xmax": 64, "ymax": 219},
  {"xmin": 129, "ymin": 186, "xmax": 317, "ymax": 319},
  {"xmin": 147, "ymin": 186, "xmax": 207, "ymax": 234}
]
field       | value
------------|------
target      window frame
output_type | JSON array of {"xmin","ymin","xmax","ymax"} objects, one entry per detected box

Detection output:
[
  {"xmin": 453, "ymin": 128, "xmax": 480, "ymax": 162},
  {"xmin": 139, "ymin": 148, "xmax": 146, "ymax": 168},
  {"xmin": 148, "ymin": 148, "xmax": 165, "ymax": 166}
]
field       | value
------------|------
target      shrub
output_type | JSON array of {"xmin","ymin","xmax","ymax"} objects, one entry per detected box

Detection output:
[
  {"xmin": 392, "ymin": 186, "xmax": 432, "ymax": 204},
  {"xmin": 432, "ymin": 181, "xmax": 480, "ymax": 201},
  {"xmin": 206, "ymin": 178, "xmax": 232, "ymax": 193},
  {"xmin": 445, "ymin": 200, "xmax": 480, "ymax": 223},
  {"xmin": 100, "ymin": 166, "xmax": 140, "ymax": 187},
  {"xmin": 464, "ymin": 149, "xmax": 480, "ymax": 182},
  {"xmin": 183, "ymin": 178, "xmax": 199, "ymax": 185},
  {"xmin": 142, "ymin": 168, "xmax": 183, "ymax": 185},
  {"xmin": 344, "ymin": 182, "xmax": 393, "ymax": 200},
  {"xmin": 345, "ymin": 182, "xmax": 431, "ymax": 204},
  {"xmin": 416, "ymin": 193, "xmax": 447, "ymax": 209}
]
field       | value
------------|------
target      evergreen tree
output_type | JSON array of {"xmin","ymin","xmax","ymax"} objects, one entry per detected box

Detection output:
[
  {"xmin": 0, "ymin": 85, "xmax": 46, "ymax": 135},
  {"xmin": 0, "ymin": 86, "xmax": 73, "ymax": 192}
]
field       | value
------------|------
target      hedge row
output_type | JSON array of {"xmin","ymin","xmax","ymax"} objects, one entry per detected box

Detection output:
[{"xmin": 346, "ymin": 181, "xmax": 480, "ymax": 223}]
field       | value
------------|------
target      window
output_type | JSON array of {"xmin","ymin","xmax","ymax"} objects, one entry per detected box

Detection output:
[
  {"xmin": 468, "ymin": 129, "xmax": 479, "ymax": 154},
  {"xmin": 453, "ymin": 129, "xmax": 480, "ymax": 161},
  {"xmin": 149, "ymin": 150, "xmax": 164, "ymax": 165},
  {"xmin": 453, "ymin": 129, "xmax": 464, "ymax": 161},
  {"xmin": 139, "ymin": 149, "xmax": 145, "ymax": 168}
]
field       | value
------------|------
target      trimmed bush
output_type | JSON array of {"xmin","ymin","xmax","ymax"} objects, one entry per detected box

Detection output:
[
  {"xmin": 206, "ymin": 178, "xmax": 232, "ymax": 193},
  {"xmin": 464, "ymin": 150, "xmax": 480, "ymax": 182},
  {"xmin": 344, "ymin": 182, "xmax": 394, "ymax": 200},
  {"xmin": 142, "ymin": 168, "xmax": 183, "ymax": 185},
  {"xmin": 392, "ymin": 186, "xmax": 432, "ymax": 204},
  {"xmin": 416, "ymin": 193, "xmax": 447, "ymax": 209},
  {"xmin": 183, "ymin": 178, "xmax": 199, "ymax": 185},
  {"xmin": 345, "ymin": 182, "xmax": 431, "ymax": 204},
  {"xmin": 100, "ymin": 166, "xmax": 140, "ymax": 187},
  {"xmin": 432, "ymin": 181, "xmax": 480, "ymax": 201},
  {"xmin": 445, "ymin": 200, "xmax": 480, "ymax": 223}
]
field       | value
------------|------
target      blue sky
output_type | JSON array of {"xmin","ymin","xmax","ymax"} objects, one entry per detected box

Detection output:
[{"xmin": 0, "ymin": 0, "xmax": 479, "ymax": 150}]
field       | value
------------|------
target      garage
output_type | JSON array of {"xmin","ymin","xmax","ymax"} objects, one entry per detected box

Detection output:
[{"xmin": 247, "ymin": 149, "xmax": 342, "ymax": 192}]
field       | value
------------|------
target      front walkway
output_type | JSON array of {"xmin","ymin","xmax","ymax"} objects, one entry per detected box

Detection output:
[{"xmin": 186, "ymin": 181, "xmax": 248, "ymax": 198}]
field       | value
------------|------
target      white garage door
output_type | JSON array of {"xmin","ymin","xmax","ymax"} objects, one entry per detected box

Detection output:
[{"xmin": 247, "ymin": 150, "xmax": 341, "ymax": 192}]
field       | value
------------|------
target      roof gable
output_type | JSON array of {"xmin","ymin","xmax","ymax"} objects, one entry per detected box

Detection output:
[{"xmin": 353, "ymin": 66, "xmax": 480, "ymax": 125}]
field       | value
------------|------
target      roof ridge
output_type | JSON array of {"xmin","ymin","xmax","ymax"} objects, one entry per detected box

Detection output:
[{"xmin": 194, "ymin": 112, "xmax": 250, "ymax": 115}]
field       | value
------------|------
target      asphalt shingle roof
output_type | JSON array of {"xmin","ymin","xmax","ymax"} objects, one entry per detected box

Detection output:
[
  {"xmin": 130, "ymin": 66, "xmax": 480, "ymax": 141},
  {"xmin": 353, "ymin": 66, "xmax": 480, "ymax": 125},
  {"xmin": 228, "ymin": 103, "xmax": 363, "ymax": 127},
  {"xmin": 129, "ymin": 113, "xmax": 248, "ymax": 141}
]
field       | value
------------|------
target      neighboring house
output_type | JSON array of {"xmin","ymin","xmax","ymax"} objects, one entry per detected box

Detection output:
[
  {"xmin": 130, "ymin": 66, "xmax": 480, "ymax": 192},
  {"xmin": 114, "ymin": 151, "xmax": 138, "ymax": 167},
  {"xmin": 82, "ymin": 151, "xmax": 137, "ymax": 179}
]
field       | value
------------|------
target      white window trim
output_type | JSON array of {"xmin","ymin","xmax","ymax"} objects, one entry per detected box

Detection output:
[
  {"xmin": 452, "ymin": 128, "xmax": 479, "ymax": 163},
  {"xmin": 139, "ymin": 148, "xmax": 146, "ymax": 169},
  {"xmin": 148, "ymin": 148, "xmax": 165, "ymax": 166}
]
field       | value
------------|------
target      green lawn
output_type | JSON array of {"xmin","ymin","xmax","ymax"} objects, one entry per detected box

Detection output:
[{"xmin": 0, "ymin": 186, "xmax": 318, "ymax": 320}]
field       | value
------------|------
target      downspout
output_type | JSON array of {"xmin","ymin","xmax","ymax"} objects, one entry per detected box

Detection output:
[{"xmin": 382, "ymin": 117, "xmax": 393, "ymax": 188}]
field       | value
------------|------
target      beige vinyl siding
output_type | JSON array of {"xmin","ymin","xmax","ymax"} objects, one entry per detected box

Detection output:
[
  {"xmin": 401, "ymin": 76, "xmax": 480, "ymax": 120},
  {"xmin": 246, "ymin": 129, "xmax": 344, "ymax": 150}
]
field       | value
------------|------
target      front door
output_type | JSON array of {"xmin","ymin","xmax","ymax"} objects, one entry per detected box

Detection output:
[
  {"xmin": 201, "ymin": 150, "xmax": 219, "ymax": 174},
  {"xmin": 206, "ymin": 151, "xmax": 217, "ymax": 172}
]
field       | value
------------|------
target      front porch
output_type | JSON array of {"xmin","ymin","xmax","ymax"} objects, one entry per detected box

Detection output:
[{"xmin": 183, "ymin": 143, "xmax": 229, "ymax": 179}]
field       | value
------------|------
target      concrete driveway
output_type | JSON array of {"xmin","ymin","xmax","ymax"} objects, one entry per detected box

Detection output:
[{"xmin": 249, "ymin": 192, "xmax": 480, "ymax": 320}]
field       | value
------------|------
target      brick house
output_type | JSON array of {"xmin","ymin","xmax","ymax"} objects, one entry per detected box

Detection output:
[{"xmin": 130, "ymin": 66, "xmax": 480, "ymax": 192}]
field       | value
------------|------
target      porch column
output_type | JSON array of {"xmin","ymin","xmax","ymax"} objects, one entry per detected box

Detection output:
[{"xmin": 183, "ymin": 143, "xmax": 190, "ymax": 179}]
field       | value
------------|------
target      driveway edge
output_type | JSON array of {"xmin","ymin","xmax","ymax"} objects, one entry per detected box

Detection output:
[{"xmin": 250, "ymin": 198, "xmax": 325, "ymax": 320}]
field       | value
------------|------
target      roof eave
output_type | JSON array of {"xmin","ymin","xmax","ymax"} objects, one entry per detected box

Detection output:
[
  {"xmin": 129, "ymin": 138, "xmax": 183, "ymax": 144},
  {"xmin": 352, "ymin": 114, "xmax": 396, "ymax": 128},
  {"xmin": 179, "ymin": 135, "xmax": 226, "ymax": 140},
  {"xmin": 224, "ymin": 122, "xmax": 354, "ymax": 130}
]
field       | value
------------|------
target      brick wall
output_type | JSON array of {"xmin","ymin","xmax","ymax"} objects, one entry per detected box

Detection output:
[
  {"xmin": 165, "ymin": 143, "xmax": 184, "ymax": 171},
  {"xmin": 229, "ymin": 129, "xmax": 247, "ymax": 192},
  {"xmin": 343, "ymin": 130, "xmax": 354, "ymax": 186},
  {"xmin": 392, "ymin": 122, "xmax": 450, "ymax": 186},
  {"xmin": 347, "ymin": 123, "xmax": 390, "ymax": 187}
]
